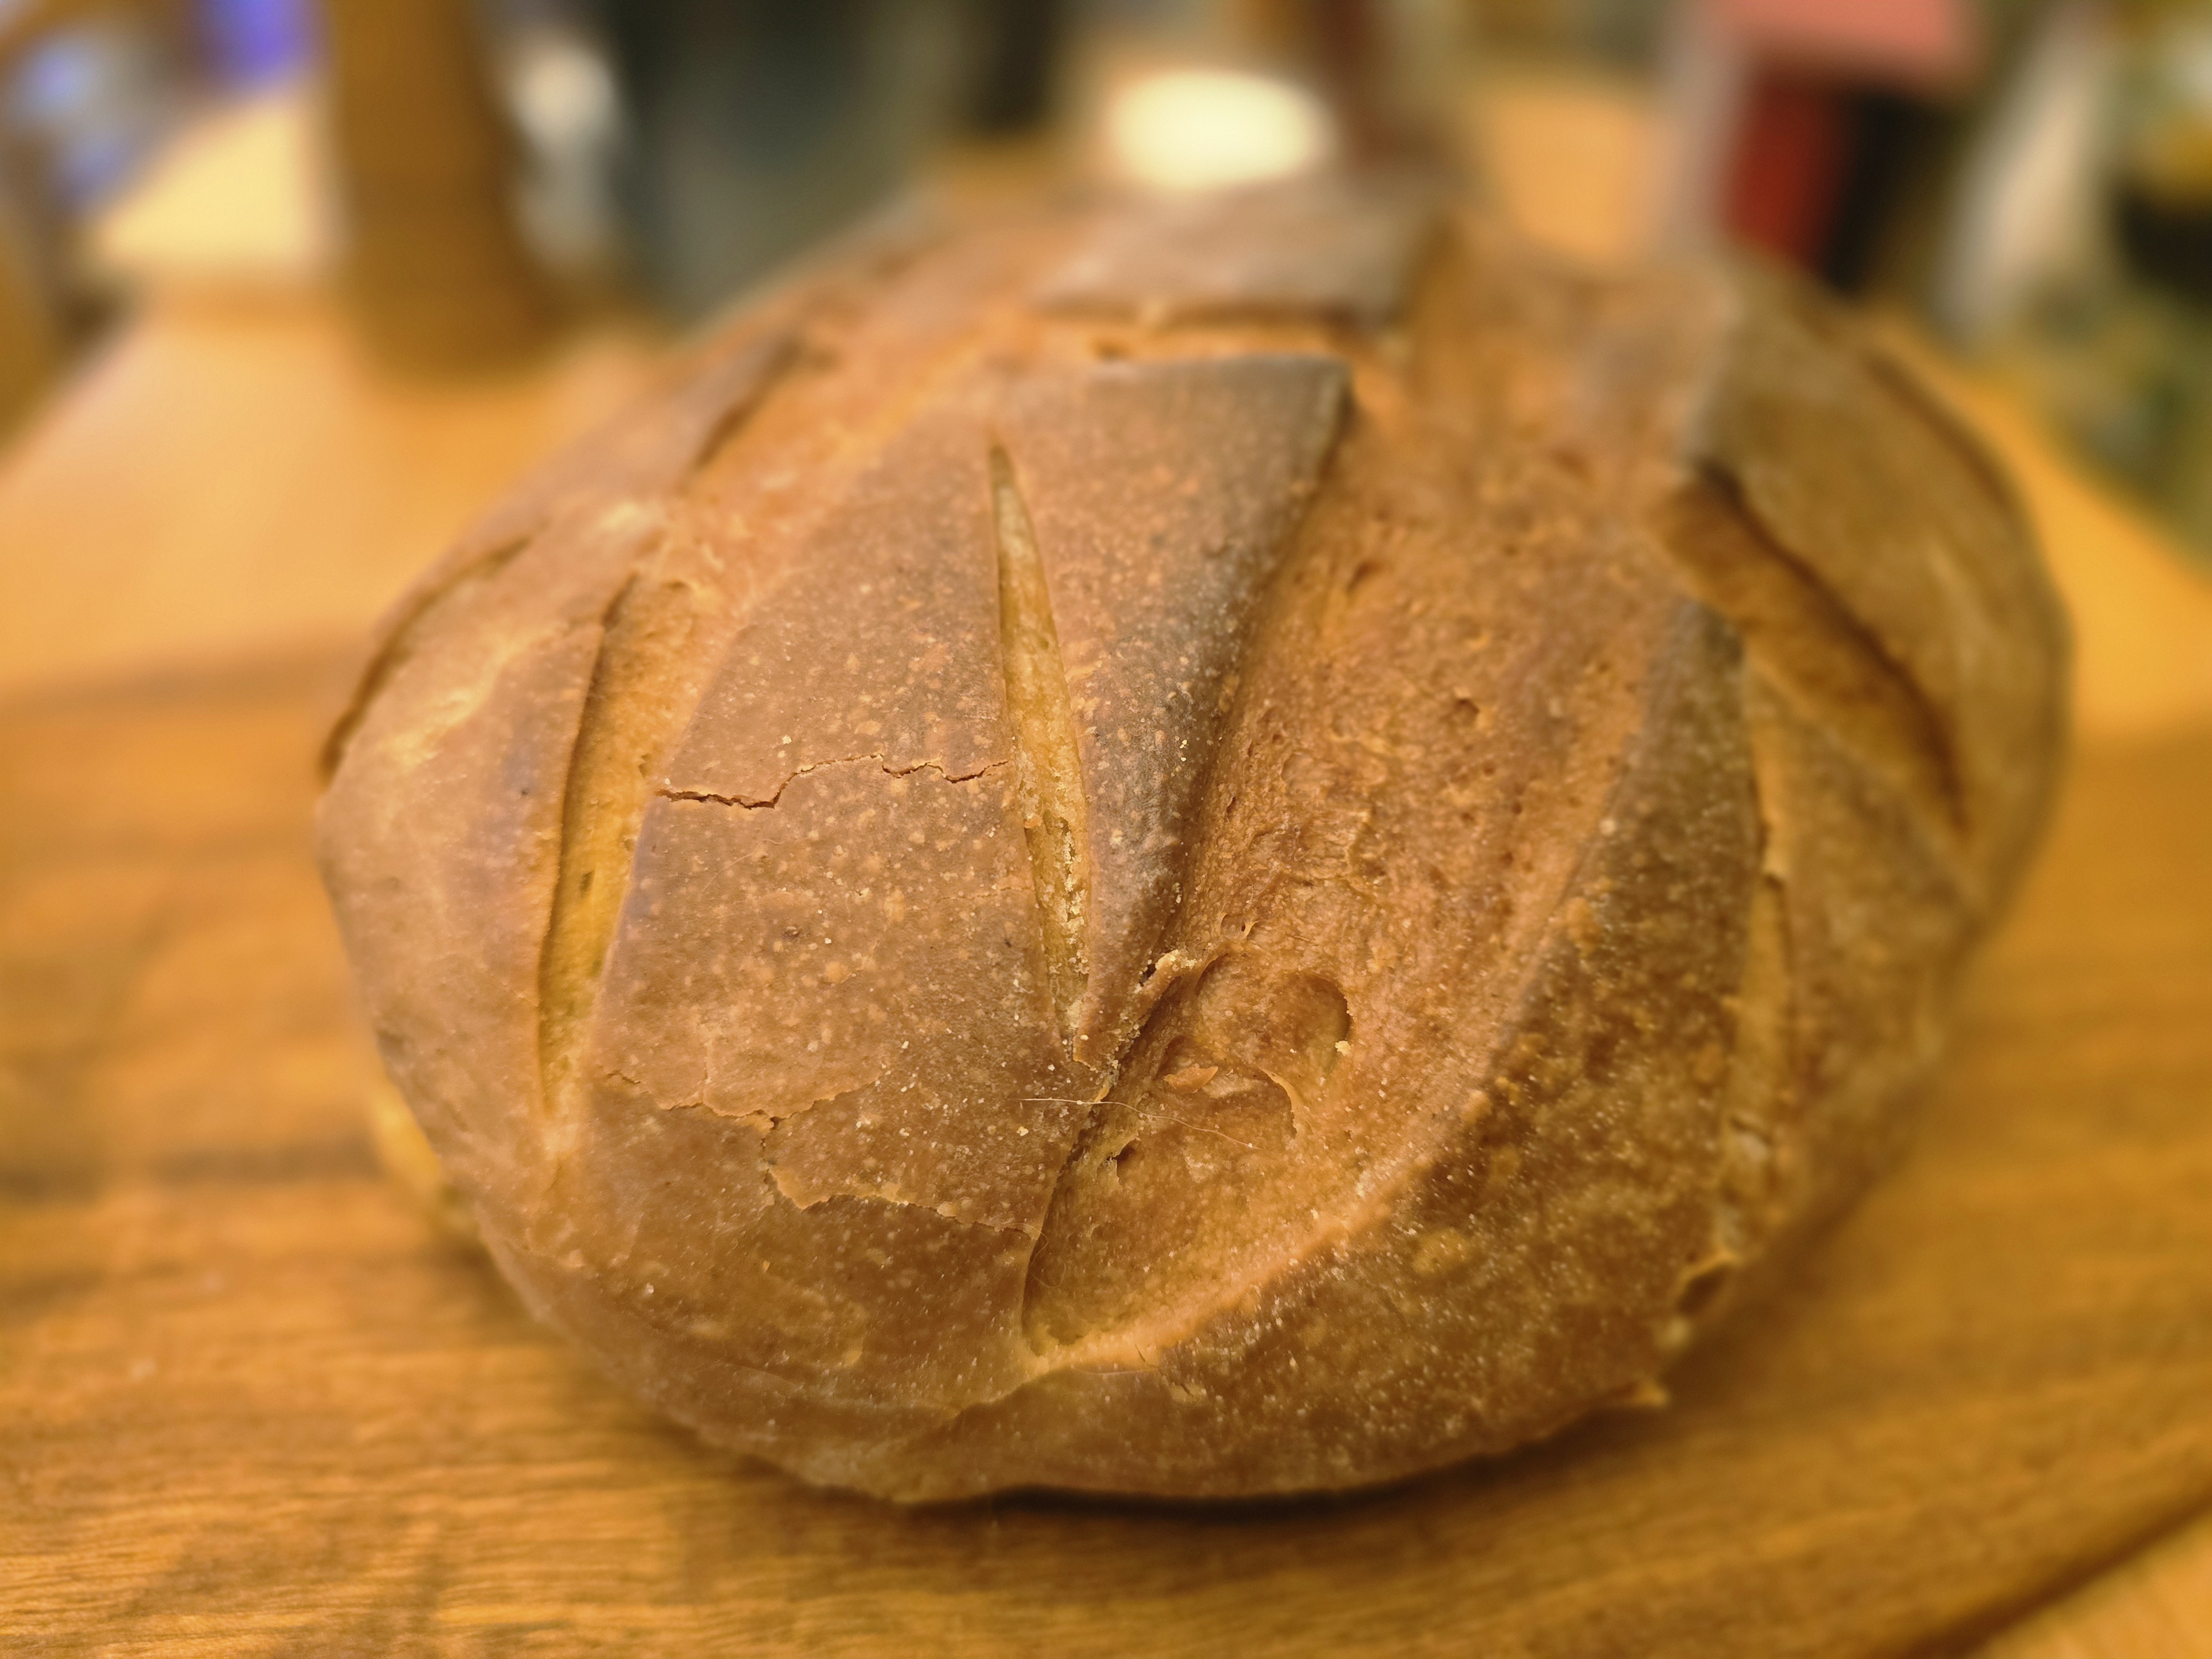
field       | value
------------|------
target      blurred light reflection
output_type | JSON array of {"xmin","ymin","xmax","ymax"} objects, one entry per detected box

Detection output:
[{"xmin": 1105, "ymin": 66, "xmax": 1335, "ymax": 194}]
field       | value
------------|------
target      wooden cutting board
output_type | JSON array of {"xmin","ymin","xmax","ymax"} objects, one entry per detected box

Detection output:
[{"xmin": 3, "ymin": 650, "xmax": 2210, "ymax": 1659}]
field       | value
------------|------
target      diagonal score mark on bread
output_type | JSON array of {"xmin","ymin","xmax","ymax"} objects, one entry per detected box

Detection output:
[
  {"xmin": 992, "ymin": 356, "xmax": 1351, "ymax": 1069},
  {"xmin": 576, "ymin": 359, "xmax": 1357, "ymax": 1235},
  {"xmin": 1682, "ymin": 260, "xmax": 2070, "ymax": 912},
  {"xmin": 583, "ymin": 402, "xmax": 1062, "ymax": 1231},
  {"xmin": 1653, "ymin": 463, "xmax": 1966, "ymax": 834},
  {"xmin": 989, "ymin": 446, "xmax": 1092, "ymax": 1051},
  {"xmin": 317, "ymin": 533, "xmax": 533, "ymax": 782},
  {"xmin": 525, "ymin": 341, "xmax": 810, "ymax": 1164},
  {"xmin": 324, "ymin": 333, "xmax": 801, "ymax": 786},
  {"xmin": 538, "ymin": 574, "xmax": 714, "ymax": 1152}
]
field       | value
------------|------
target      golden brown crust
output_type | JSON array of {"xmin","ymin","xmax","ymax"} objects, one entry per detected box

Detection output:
[{"xmin": 317, "ymin": 181, "xmax": 2068, "ymax": 1500}]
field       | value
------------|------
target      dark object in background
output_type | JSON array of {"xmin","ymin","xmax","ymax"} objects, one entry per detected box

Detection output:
[
  {"xmin": 4, "ymin": 11, "xmax": 189, "ymax": 211},
  {"xmin": 2109, "ymin": 13, "xmax": 2212, "ymax": 311},
  {"xmin": 1723, "ymin": 71, "xmax": 1852, "ymax": 268},
  {"xmin": 0, "ymin": 1, "xmax": 200, "ymax": 426},
  {"xmin": 959, "ymin": 0, "xmax": 1066, "ymax": 135},
  {"xmin": 1820, "ymin": 91, "xmax": 1940, "ymax": 294},
  {"xmin": 2116, "ymin": 184, "xmax": 2212, "ymax": 310},
  {"xmin": 586, "ymin": 0, "xmax": 967, "ymax": 322},
  {"xmin": 324, "ymin": 0, "xmax": 560, "ymax": 371},
  {"xmin": 2106, "ymin": 185, "xmax": 2212, "ymax": 312},
  {"xmin": 1964, "ymin": 7, "xmax": 2212, "ymax": 567},
  {"xmin": 1668, "ymin": 0, "xmax": 1981, "ymax": 299},
  {"xmin": 1724, "ymin": 75, "xmax": 1944, "ymax": 296},
  {"xmin": 0, "ymin": 171, "xmax": 68, "ymax": 435},
  {"xmin": 1231, "ymin": 0, "xmax": 1456, "ymax": 165}
]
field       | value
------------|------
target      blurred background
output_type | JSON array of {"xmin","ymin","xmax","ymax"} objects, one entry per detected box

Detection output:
[
  {"xmin": 6, "ymin": 0, "xmax": 2212, "ymax": 693},
  {"xmin": 4, "ymin": 11, "xmax": 2212, "ymax": 1656}
]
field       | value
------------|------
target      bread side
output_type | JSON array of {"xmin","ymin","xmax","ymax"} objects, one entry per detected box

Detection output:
[{"xmin": 317, "ymin": 183, "xmax": 2068, "ymax": 1499}]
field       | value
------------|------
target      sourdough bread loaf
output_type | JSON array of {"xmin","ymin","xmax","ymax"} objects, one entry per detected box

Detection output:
[{"xmin": 317, "ymin": 179, "xmax": 2068, "ymax": 1500}]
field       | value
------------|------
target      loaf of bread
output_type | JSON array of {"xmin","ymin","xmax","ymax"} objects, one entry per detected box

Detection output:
[{"xmin": 317, "ymin": 178, "xmax": 2068, "ymax": 1501}]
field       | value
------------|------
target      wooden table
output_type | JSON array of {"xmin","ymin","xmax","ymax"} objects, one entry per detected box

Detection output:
[
  {"xmin": 0, "ymin": 289, "xmax": 661, "ymax": 699},
  {"xmin": 6, "ymin": 197, "xmax": 2212, "ymax": 1659}
]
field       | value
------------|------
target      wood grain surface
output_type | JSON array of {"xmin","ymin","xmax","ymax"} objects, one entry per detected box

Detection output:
[{"xmin": 3, "ymin": 648, "xmax": 2210, "ymax": 1658}]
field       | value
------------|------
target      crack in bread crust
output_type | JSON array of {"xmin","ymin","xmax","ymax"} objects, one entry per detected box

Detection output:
[{"xmin": 658, "ymin": 753, "xmax": 1011, "ymax": 810}]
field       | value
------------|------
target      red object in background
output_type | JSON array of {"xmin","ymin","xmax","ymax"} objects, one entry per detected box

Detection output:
[
  {"xmin": 1725, "ymin": 71, "xmax": 1853, "ymax": 265},
  {"xmin": 1671, "ymin": 0, "xmax": 1981, "ymax": 278}
]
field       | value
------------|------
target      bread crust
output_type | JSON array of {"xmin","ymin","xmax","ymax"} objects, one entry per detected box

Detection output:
[{"xmin": 317, "ymin": 182, "xmax": 2068, "ymax": 1500}]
